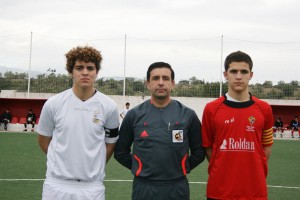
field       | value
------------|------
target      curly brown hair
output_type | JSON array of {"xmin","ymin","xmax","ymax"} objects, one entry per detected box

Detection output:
[{"xmin": 65, "ymin": 46, "xmax": 103, "ymax": 73}]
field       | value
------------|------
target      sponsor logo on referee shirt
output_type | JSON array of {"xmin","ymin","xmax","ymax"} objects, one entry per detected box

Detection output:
[{"xmin": 140, "ymin": 130, "xmax": 149, "ymax": 137}]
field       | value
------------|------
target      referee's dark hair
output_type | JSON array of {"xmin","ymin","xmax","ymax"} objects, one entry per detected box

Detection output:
[{"xmin": 146, "ymin": 62, "xmax": 175, "ymax": 81}]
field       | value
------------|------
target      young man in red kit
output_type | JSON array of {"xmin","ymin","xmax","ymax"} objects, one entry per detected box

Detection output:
[{"xmin": 202, "ymin": 51, "xmax": 274, "ymax": 200}]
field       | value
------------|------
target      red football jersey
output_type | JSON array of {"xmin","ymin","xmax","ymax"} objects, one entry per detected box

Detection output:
[{"xmin": 202, "ymin": 95, "xmax": 273, "ymax": 199}]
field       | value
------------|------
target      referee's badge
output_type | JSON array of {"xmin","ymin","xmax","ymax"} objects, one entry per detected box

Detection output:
[{"xmin": 172, "ymin": 130, "xmax": 183, "ymax": 143}]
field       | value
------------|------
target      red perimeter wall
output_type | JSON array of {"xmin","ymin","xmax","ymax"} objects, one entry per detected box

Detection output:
[
  {"xmin": 0, "ymin": 98, "xmax": 299, "ymax": 126},
  {"xmin": 271, "ymin": 105, "xmax": 300, "ymax": 126},
  {"xmin": 0, "ymin": 98, "xmax": 47, "ymax": 119}
]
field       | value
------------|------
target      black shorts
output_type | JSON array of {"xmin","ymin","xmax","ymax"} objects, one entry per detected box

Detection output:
[
  {"xmin": 1, "ymin": 119, "xmax": 9, "ymax": 123},
  {"xmin": 132, "ymin": 176, "xmax": 189, "ymax": 200},
  {"xmin": 26, "ymin": 120, "xmax": 35, "ymax": 124}
]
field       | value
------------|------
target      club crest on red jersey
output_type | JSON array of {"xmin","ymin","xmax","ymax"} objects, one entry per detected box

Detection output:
[
  {"xmin": 246, "ymin": 116, "xmax": 256, "ymax": 132},
  {"xmin": 248, "ymin": 116, "xmax": 256, "ymax": 125}
]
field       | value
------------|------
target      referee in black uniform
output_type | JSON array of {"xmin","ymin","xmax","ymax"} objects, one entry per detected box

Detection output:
[{"xmin": 114, "ymin": 62, "xmax": 206, "ymax": 200}]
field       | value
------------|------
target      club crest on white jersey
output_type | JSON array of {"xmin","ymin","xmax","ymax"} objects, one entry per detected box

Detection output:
[{"xmin": 93, "ymin": 110, "xmax": 101, "ymax": 124}]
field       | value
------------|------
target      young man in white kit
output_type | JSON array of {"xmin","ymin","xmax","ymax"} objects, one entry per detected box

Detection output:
[
  {"xmin": 120, "ymin": 102, "xmax": 130, "ymax": 119},
  {"xmin": 37, "ymin": 46, "xmax": 119, "ymax": 200}
]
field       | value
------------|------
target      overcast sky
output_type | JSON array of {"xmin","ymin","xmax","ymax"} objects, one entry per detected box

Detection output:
[{"xmin": 1, "ymin": 0, "xmax": 300, "ymax": 84}]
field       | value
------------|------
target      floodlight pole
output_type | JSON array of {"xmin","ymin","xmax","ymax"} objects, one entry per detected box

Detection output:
[
  {"xmin": 123, "ymin": 34, "xmax": 127, "ymax": 104},
  {"xmin": 27, "ymin": 31, "xmax": 33, "ymax": 98},
  {"xmin": 219, "ymin": 35, "xmax": 223, "ymax": 97}
]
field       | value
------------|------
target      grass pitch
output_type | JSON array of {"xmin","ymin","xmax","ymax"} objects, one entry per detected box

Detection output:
[{"xmin": 0, "ymin": 132, "xmax": 299, "ymax": 200}]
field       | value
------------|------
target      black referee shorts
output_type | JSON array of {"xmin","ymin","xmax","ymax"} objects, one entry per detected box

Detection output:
[{"xmin": 132, "ymin": 176, "xmax": 189, "ymax": 200}]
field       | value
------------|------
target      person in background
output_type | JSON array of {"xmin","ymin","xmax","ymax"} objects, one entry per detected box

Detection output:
[
  {"xmin": 114, "ymin": 62, "xmax": 205, "ymax": 200},
  {"xmin": 120, "ymin": 102, "xmax": 130, "ymax": 119},
  {"xmin": 202, "ymin": 51, "xmax": 274, "ymax": 200},
  {"xmin": 37, "ymin": 46, "xmax": 119, "ymax": 200},
  {"xmin": 290, "ymin": 116, "xmax": 300, "ymax": 138},
  {"xmin": 0, "ymin": 108, "xmax": 12, "ymax": 131},
  {"xmin": 273, "ymin": 117, "xmax": 284, "ymax": 138},
  {"xmin": 23, "ymin": 109, "xmax": 36, "ymax": 132}
]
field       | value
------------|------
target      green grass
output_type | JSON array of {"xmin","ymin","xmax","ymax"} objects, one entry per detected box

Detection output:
[{"xmin": 0, "ymin": 132, "xmax": 299, "ymax": 200}]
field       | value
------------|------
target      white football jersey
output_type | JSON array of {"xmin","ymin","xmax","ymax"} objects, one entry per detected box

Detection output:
[{"xmin": 37, "ymin": 89, "xmax": 119, "ymax": 182}]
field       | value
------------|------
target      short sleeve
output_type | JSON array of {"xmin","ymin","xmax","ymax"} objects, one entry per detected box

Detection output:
[
  {"xmin": 37, "ymin": 99, "xmax": 55, "ymax": 137},
  {"xmin": 105, "ymin": 104, "xmax": 120, "ymax": 144},
  {"xmin": 201, "ymin": 104, "xmax": 214, "ymax": 148},
  {"xmin": 262, "ymin": 104, "xmax": 274, "ymax": 146}
]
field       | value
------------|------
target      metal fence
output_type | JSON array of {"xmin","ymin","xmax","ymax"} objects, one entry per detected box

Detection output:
[
  {"xmin": 1, "ymin": 33, "xmax": 300, "ymax": 99},
  {"xmin": 0, "ymin": 74, "xmax": 300, "ymax": 99}
]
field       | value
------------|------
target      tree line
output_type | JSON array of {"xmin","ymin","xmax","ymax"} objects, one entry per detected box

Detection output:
[{"xmin": 0, "ymin": 71, "xmax": 300, "ymax": 99}]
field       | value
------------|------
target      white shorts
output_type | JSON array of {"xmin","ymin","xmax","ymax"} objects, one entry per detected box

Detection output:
[{"xmin": 42, "ymin": 178, "xmax": 105, "ymax": 200}]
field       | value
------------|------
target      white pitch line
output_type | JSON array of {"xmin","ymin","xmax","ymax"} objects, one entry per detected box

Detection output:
[
  {"xmin": 267, "ymin": 185, "xmax": 300, "ymax": 189},
  {"xmin": 0, "ymin": 179, "xmax": 299, "ymax": 190},
  {"xmin": 0, "ymin": 179, "xmax": 44, "ymax": 181}
]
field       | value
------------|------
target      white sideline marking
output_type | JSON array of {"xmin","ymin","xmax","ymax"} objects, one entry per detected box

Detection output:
[
  {"xmin": 0, "ymin": 179, "xmax": 299, "ymax": 190},
  {"xmin": 267, "ymin": 185, "xmax": 300, "ymax": 189},
  {"xmin": 0, "ymin": 179, "xmax": 44, "ymax": 181}
]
